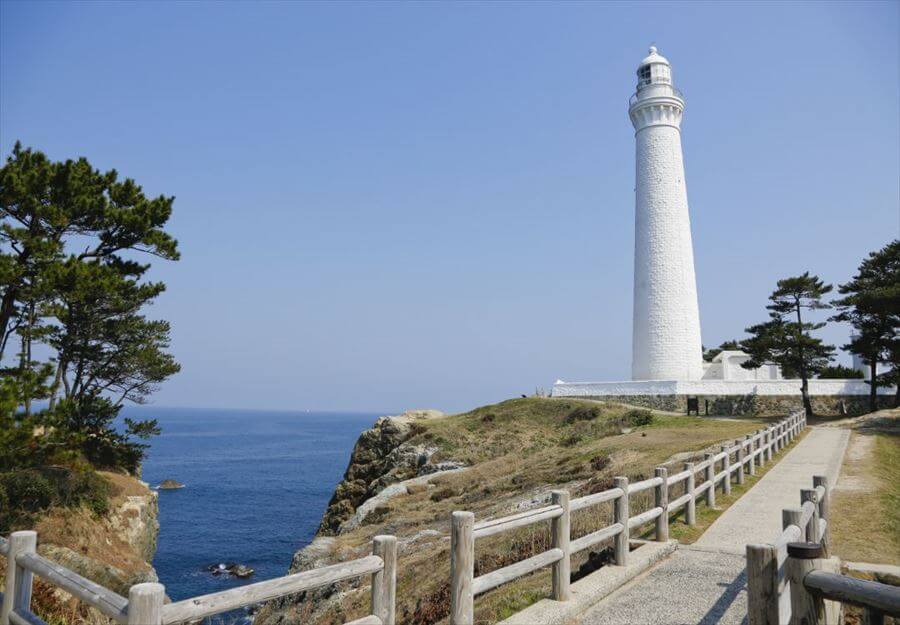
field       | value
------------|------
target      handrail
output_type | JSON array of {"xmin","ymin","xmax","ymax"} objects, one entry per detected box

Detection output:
[
  {"xmin": 0, "ymin": 410, "xmax": 807, "ymax": 625},
  {"xmin": 0, "ymin": 534, "xmax": 398, "ymax": 625},
  {"xmin": 473, "ymin": 504, "xmax": 562, "ymax": 539},
  {"xmin": 16, "ymin": 553, "xmax": 129, "ymax": 623},
  {"xmin": 451, "ymin": 411, "xmax": 806, "ymax": 625},
  {"xmin": 742, "ymin": 461, "xmax": 900, "ymax": 625},
  {"xmin": 161, "ymin": 555, "xmax": 384, "ymax": 624},
  {"xmin": 803, "ymin": 570, "xmax": 900, "ymax": 616}
]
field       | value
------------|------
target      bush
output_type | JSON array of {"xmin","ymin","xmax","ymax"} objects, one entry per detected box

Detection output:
[
  {"xmin": 0, "ymin": 470, "xmax": 54, "ymax": 514},
  {"xmin": 625, "ymin": 409, "xmax": 654, "ymax": 427},
  {"xmin": 565, "ymin": 406, "xmax": 602, "ymax": 424},
  {"xmin": 818, "ymin": 365, "xmax": 864, "ymax": 379},
  {"xmin": 55, "ymin": 467, "xmax": 111, "ymax": 516}
]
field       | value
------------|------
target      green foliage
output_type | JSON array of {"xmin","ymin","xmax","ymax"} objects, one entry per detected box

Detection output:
[
  {"xmin": 818, "ymin": 365, "xmax": 864, "ymax": 379},
  {"xmin": 741, "ymin": 272, "xmax": 835, "ymax": 416},
  {"xmin": 624, "ymin": 409, "xmax": 654, "ymax": 427},
  {"xmin": 0, "ymin": 466, "xmax": 112, "ymax": 530},
  {"xmin": 703, "ymin": 340, "xmax": 742, "ymax": 362},
  {"xmin": 0, "ymin": 470, "xmax": 54, "ymax": 514},
  {"xmin": 831, "ymin": 240, "xmax": 900, "ymax": 410},
  {"xmin": 1, "ymin": 142, "xmax": 180, "ymax": 475}
]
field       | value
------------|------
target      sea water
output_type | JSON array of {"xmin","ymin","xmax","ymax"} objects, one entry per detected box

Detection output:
[{"xmin": 123, "ymin": 406, "xmax": 379, "ymax": 623}]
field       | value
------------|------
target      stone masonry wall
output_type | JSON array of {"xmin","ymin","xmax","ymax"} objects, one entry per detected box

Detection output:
[{"xmin": 584, "ymin": 394, "xmax": 893, "ymax": 417}]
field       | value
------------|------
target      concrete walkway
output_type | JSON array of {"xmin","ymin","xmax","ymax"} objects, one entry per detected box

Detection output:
[{"xmin": 578, "ymin": 426, "xmax": 850, "ymax": 625}]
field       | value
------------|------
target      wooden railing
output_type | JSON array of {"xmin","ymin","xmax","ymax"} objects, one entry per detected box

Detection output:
[
  {"xmin": 0, "ymin": 532, "xmax": 397, "ymax": 625},
  {"xmin": 448, "ymin": 411, "xmax": 807, "ymax": 624},
  {"xmin": 0, "ymin": 409, "xmax": 813, "ymax": 625},
  {"xmin": 746, "ymin": 476, "xmax": 900, "ymax": 625}
]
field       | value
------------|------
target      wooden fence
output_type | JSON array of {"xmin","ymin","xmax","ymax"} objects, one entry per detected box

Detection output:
[
  {"xmin": 448, "ymin": 411, "xmax": 807, "ymax": 624},
  {"xmin": 746, "ymin": 477, "xmax": 900, "ymax": 625},
  {"xmin": 0, "ymin": 410, "xmax": 813, "ymax": 625},
  {"xmin": 0, "ymin": 532, "xmax": 397, "ymax": 625}
]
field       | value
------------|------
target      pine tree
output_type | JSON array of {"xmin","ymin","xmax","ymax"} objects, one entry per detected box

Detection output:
[
  {"xmin": 831, "ymin": 240, "xmax": 900, "ymax": 410},
  {"xmin": 741, "ymin": 273, "xmax": 835, "ymax": 417}
]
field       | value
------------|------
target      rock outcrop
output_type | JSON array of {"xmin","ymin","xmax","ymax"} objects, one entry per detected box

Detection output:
[
  {"xmin": 32, "ymin": 472, "xmax": 160, "ymax": 619},
  {"xmin": 317, "ymin": 409, "xmax": 448, "ymax": 535}
]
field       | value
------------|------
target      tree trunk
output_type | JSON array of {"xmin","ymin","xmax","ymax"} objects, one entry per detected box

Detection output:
[
  {"xmin": 0, "ymin": 287, "xmax": 17, "ymax": 356},
  {"xmin": 48, "ymin": 360, "xmax": 64, "ymax": 410},
  {"xmin": 795, "ymin": 299, "xmax": 814, "ymax": 418},
  {"xmin": 869, "ymin": 359, "xmax": 878, "ymax": 414}
]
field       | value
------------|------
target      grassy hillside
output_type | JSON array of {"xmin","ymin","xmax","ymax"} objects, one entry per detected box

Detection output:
[{"xmin": 257, "ymin": 398, "xmax": 771, "ymax": 625}]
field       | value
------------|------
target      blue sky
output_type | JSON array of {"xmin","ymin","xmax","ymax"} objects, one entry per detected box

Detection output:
[{"xmin": 1, "ymin": 1, "xmax": 897, "ymax": 413}]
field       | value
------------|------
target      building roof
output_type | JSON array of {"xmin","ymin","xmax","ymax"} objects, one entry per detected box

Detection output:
[{"xmin": 640, "ymin": 45, "xmax": 670, "ymax": 67}]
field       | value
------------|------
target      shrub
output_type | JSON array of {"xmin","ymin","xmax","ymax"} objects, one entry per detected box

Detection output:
[
  {"xmin": 818, "ymin": 365, "xmax": 864, "ymax": 379},
  {"xmin": 0, "ymin": 470, "xmax": 54, "ymax": 514},
  {"xmin": 565, "ymin": 406, "xmax": 601, "ymax": 424},
  {"xmin": 56, "ymin": 467, "xmax": 111, "ymax": 516},
  {"xmin": 625, "ymin": 409, "xmax": 654, "ymax": 427}
]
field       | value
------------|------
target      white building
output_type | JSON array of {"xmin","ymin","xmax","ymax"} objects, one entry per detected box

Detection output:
[
  {"xmin": 551, "ymin": 46, "xmax": 892, "ymax": 414},
  {"xmin": 701, "ymin": 351, "xmax": 781, "ymax": 381},
  {"xmin": 629, "ymin": 46, "xmax": 704, "ymax": 381}
]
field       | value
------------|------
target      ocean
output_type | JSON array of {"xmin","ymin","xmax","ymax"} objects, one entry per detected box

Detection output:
[{"xmin": 123, "ymin": 406, "xmax": 380, "ymax": 623}]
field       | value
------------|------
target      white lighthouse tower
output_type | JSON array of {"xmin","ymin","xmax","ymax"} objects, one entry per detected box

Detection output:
[{"xmin": 629, "ymin": 46, "xmax": 704, "ymax": 381}]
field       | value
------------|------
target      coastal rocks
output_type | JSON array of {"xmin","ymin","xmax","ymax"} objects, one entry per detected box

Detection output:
[
  {"xmin": 338, "ymin": 466, "xmax": 466, "ymax": 533},
  {"xmin": 208, "ymin": 562, "xmax": 255, "ymax": 578},
  {"xmin": 158, "ymin": 479, "xmax": 184, "ymax": 489},
  {"xmin": 317, "ymin": 409, "xmax": 446, "ymax": 535}
]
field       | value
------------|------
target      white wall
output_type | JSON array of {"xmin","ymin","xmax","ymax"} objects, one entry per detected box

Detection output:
[{"xmin": 552, "ymin": 378, "xmax": 893, "ymax": 397}]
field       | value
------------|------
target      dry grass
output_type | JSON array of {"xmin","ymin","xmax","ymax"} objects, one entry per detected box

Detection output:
[
  {"xmin": 830, "ymin": 410, "xmax": 900, "ymax": 564},
  {"xmin": 257, "ymin": 397, "xmax": 772, "ymax": 625},
  {"xmin": 0, "ymin": 472, "xmax": 155, "ymax": 625}
]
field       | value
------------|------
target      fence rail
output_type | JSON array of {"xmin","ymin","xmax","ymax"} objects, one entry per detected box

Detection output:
[
  {"xmin": 449, "ymin": 411, "xmax": 807, "ymax": 624},
  {"xmin": 1, "ymin": 409, "xmax": 814, "ymax": 625},
  {"xmin": 746, "ymin": 476, "xmax": 900, "ymax": 625},
  {"xmin": 0, "ymin": 531, "xmax": 397, "ymax": 625}
]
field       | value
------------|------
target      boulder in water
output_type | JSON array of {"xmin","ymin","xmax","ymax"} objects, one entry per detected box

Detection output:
[{"xmin": 158, "ymin": 479, "xmax": 184, "ymax": 490}]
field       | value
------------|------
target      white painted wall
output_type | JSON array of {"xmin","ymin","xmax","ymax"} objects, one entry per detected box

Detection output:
[
  {"xmin": 551, "ymin": 378, "xmax": 893, "ymax": 397},
  {"xmin": 629, "ymin": 48, "xmax": 703, "ymax": 381}
]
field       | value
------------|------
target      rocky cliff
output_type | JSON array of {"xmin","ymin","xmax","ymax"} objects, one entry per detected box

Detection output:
[
  {"xmin": 256, "ymin": 399, "xmax": 772, "ymax": 625},
  {"xmin": 27, "ymin": 471, "xmax": 160, "ymax": 622},
  {"xmin": 318, "ymin": 409, "xmax": 459, "ymax": 535}
]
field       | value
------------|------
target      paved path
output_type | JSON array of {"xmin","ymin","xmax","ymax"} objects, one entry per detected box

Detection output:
[{"xmin": 578, "ymin": 427, "xmax": 850, "ymax": 625}]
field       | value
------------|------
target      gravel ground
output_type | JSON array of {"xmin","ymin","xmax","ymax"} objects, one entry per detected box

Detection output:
[
  {"xmin": 578, "ymin": 549, "xmax": 749, "ymax": 625},
  {"xmin": 579, "ymin": 426, "xmax": 852, "ymax": 625}
]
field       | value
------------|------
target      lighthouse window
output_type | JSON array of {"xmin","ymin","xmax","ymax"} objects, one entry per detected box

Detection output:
[{"xmin": 639, "ymin": 66, "xmax": 651, "ymax": 80}]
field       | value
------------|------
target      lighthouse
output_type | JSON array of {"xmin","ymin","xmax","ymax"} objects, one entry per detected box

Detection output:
[{"xmin": 629, "ymin": 46, "xmax": 704, "ymax": 381}]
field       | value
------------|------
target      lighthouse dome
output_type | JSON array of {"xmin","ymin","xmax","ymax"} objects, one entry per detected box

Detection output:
[
  {"xmin": 636, "ymin": 45, "xmax": 672, "ymax": 90},
  {"xmin": 640, "ymin": 46, "xmax": 669, "ymax": 67}
]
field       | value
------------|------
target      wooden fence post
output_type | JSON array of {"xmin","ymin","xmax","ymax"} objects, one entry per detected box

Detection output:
[
  {"xmin": 746, "ymin": 543, "xmax": 779, "ymax": 625},
  {"xmin": 785, "ymin": 544, "xmax": 837, "ymax": 625},
  {"xmin": 450, "ymin": 511, "xmax": 475, "ymax": 625},
  {"xmin": 813, "ymin": 475, "xmax": 829, "ymax": 554},
  {"xmin": 765, "ymin": 430, "xmax": 773, "ymax": 462},
  {"xmin": 704, "ymin": 453, "xmax": 716, "ymax": 508},
  {"xmin": 721, "ymin": 446, "xmax": 732, "ymax": 496},
  {"xmin": 801, "ymin": 489, "xmax": 821, "ymax": 545},
  {"xmin": 372, "ymin": 535, "xmax": 397, "ymax": 625},
  {"xmin": 1, "ymin": 530, "xmax": 37, "ymax": 625},
  {"xmin": 736, "ymin": 440, "xmax": 746, "ymax": 485},
  {"xmin": 684, "ymin": 462, "xmax": 695, "ymax": 525},
  {"xmin": 782, "ymin": 508, "xmax": 803, "ymax": 623},
  {"xmin": 654, "ymin": 467, "xmax": 668, "ymax": 541},
  {"xmin": 551, "ymin": 490, "xmax": 571, "ymax": 601},
  {"xmin": 127, "ymin": 583, "xmax": 165, "ymax": 625},
  {"xmin": 747, "ymin": 434, "xmax": 757, "ymax": 476},
  {"xmin": 613, "ymin": 477, "xmax": 629, "ymax": 566}
]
